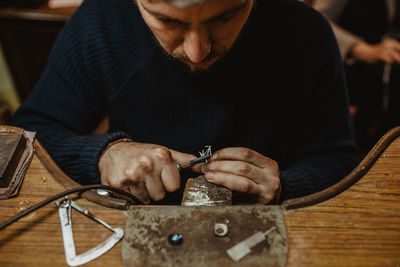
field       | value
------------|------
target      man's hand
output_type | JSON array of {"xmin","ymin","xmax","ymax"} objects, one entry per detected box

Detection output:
[
  {"xmin": 98, "ymin": 141, "xmax": 197, "ymax": 204},
  {"xmin": 352, "ymin": 39, "xmax": 400, "ymax": 64},
  {"xmin": 200, "ymin": 147, "xmax": 281, "ymax": 204}
]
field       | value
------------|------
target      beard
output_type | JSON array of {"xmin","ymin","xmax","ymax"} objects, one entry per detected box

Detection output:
[{"xmin": 170, "ymin": 48, "xmax": 225, "ymax": 76}]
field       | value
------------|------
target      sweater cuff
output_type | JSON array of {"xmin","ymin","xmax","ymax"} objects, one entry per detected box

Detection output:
[{"xmin": 78, "ymin": 131, "xmax": 132, "ymax": 185}]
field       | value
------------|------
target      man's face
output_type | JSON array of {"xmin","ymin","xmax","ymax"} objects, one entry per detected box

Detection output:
[{"xmin": 137, "ymin": 0, "xmax": 254, "ymax": 73}]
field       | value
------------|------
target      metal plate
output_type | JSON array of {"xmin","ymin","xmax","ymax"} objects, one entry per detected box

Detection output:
[
  {"xmin": 181, "ymin": 176, "xmax": 232, "ymax": 206},
  {"xmin": 122, "ymin": 206, "xmax": 287, "ymax": 267}
]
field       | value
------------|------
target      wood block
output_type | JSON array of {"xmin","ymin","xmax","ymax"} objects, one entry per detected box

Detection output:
[{"xmin": 0, "ymin": 133, "xmax": 26, "ymax": 188}]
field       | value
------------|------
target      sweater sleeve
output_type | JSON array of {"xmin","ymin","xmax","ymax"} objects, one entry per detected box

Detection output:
[
  {"xmin": 12, "ymin": 2, "xmax": 131, "ymax": 185},
  {"xmin": 278, "ymin": 10, "xmax": 360, "ymax": 201},
  {"xmin": 312, "ymin": 0, "xmax": 363, "ymax": 60}
]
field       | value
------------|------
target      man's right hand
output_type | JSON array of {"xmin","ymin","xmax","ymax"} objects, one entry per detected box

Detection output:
[{"xmin": 98, "ymin": 141, "xmax": 198, "ymax": 204}]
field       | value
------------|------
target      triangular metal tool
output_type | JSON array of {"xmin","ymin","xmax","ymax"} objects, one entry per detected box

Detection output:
[{"xmin": 55, "ymin": 197, "xmax": 124, "ymax": 266}]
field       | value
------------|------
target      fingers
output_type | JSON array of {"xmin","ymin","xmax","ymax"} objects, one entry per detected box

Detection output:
[
  {"xmin": 354, "ymin": 41, "xmax": 400, "ymax": 64},
  {"xmin": 380, "ymin": 39, "xmax": 400, "ymax": 64},
  {"xmin": 211, "ymin": 147, "xmax": 278, "ymax": 171},
  {"xmin": 132, "ymin": 147, "xmax": 180, "ymax": 201},
  {"xmin": 203, "ymin": 170, "xmax": 276, "ymax": 204},
  {"xmin": 160, "ymin": 163, "xmax": 181, "ymax": 192},
  {"xmin": 202, "ymin": 160, "xmax": 263, "ymax": 184},
  {"xmin": 128, "ymin": 183, "xmax": 151, "ymax": 204},
  {"xmin": 391, "ymin": 50, "xmax": 400, "ymax": 64},
  {"xmin": 118, "ymin": 163, "xmax": 179, "ymax": 203},
  {"xmin": 101, "ymin": 145, "xmax": 183, "ymax": 203},
  {"xmin": 392, "ymin": 40, "xmax": 400, "ymax": 53},
  {"xmin": 204, "ymin": 170, "xmax": 260, "ymax": 196},
  {"xmin": 201, "ymin": 147, "xmax": 281, "ymax": 204},
  {"xmin": 102, "ymin": 175, "xmax": 152, "ymax": 205},
  {"xmin": 202, "ymin": 159, "xmax": 280, "ymax": 200},
  {"xmin": 170, "ymin": 149, "xmax": 198, "ymax": 164}
]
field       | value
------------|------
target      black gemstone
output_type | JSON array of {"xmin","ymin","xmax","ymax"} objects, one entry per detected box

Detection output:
[{"xmin": 168, "ymin": 233, "xmax": 183, "ymax": 245}]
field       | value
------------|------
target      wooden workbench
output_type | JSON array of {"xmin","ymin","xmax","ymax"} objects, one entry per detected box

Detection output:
[{"xmin": 0, "ymin": 127, "xmax": 399, "ymax": 266}]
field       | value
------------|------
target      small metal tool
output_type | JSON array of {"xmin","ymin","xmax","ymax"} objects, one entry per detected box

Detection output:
[
  {"xmin": 177, "ymin": 154, "xmax": 211, "ymax": 171},
  {"xmin": 226, "ymin": 226, "xmax": 276, "ymax": 262},
  {"xmin": 55, "ymin": 197, "xmax": 124, "ymax": 266},
  {"xmin": 177, "ymin": 146, "xmax": 212, "ymax": 171}
]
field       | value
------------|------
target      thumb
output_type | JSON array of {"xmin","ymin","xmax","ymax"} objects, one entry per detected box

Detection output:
[
  {"xmin": 170, "ymin": 150, "xmax": 203, "ymax": 173},
  {"xmin": 170, "ymin": 149, "xmax": 197, "ymax": 164}
]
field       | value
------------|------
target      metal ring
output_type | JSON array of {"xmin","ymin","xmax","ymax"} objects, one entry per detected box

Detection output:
[{"xmin": 214, "ymin": 223, "xmax": 228, "ymax": 237}]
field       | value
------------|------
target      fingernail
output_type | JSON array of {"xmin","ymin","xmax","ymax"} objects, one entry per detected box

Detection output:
[
  {"xmin": 211, "ymin": 153, "xmax": 217, "ymax": 160},
  {"xmin": 205, "ymin": 171, "xmax": 214, "ymax": 179},
  {"xmin": 201, "ymin": 164, "xmax": 209, "ymax": 173}
]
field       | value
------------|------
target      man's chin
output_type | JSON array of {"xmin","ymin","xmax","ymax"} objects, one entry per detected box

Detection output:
[{"xmin": 173, "ymin": 59, "xmax": 219, "ymax": 76}]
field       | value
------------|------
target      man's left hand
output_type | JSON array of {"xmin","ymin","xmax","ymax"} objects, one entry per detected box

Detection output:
[{"xmin": 199, "ymin": 147, "xmax": 281, "ymax": 204}]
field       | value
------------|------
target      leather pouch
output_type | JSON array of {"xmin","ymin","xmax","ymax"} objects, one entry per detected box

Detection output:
[{"xmin": 0, "ymin": 126, "xmax": 35, "ymax": 199}]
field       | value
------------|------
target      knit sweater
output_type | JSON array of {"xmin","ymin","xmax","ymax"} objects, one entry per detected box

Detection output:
[{"xmin": 12, "ymin": 0, "xmax": 360, "ymax": 204}]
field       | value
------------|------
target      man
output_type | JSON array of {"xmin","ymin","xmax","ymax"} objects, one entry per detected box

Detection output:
[{"xmin": 12, "ymin": 0, "xmax": 359, "ymax": 205}]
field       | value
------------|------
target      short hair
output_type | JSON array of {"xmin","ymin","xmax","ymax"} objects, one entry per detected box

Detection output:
[{"xmin": 149, "ymin": 0, "xmax": 210, "ymax": 8}]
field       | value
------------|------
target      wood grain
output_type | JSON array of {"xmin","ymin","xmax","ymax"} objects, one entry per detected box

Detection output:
[
  {"xmin": 285, "ymin": 132, "xmax": 400, "ymax": 267},
  {"xmin": 34, "ymin": 141, "xmax": 129, "ymax": 210},
  {"xmin": 0, "ymin": 5, "xmax": 76, "ymax": 22},
  {"xmin": 0, "ymin": 154, "xmax": 127, "ymax": 266},
  {"xmin": 0, "ymin": 126, "xmax": 399, "ymax": 266}
]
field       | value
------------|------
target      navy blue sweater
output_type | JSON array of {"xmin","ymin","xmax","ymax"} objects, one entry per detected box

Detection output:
[{"xmin": 13, "ymin": 0, "xmax": 359, "ymax": 204}]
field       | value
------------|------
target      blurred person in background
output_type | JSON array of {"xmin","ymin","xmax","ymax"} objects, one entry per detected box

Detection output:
[{"xmin": 313, "ymin": 0, "xmax": 400, "ymax": 156}]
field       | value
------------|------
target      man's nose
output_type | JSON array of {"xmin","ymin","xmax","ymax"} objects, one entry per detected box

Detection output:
[{"xmin": 183, "ymin": 26, "xmax": 211, "ymax": 64}]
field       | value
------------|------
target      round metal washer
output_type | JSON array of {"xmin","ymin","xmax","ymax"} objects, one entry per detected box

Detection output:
[{"xmin": 214, "ymin": 223, "xmax": 228, "ymax": 237}]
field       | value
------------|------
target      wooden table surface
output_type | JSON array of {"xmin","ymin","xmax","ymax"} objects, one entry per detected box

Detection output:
[
  {"xmin": 284, "ymin": 132, "xmax": 400, "ymax": 266},
  {"xmin": 0, "ymin": 4, "xmax": 76, "ymax": 21},
  {"xmin": 0, "ymin": 128, "xmax": 399, "ymax": 266}
]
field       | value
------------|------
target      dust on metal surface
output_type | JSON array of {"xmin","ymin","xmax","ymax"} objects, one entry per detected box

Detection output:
[{"xmin": 122, "ymin": 206, "xmax": 287, "ymax": 267}]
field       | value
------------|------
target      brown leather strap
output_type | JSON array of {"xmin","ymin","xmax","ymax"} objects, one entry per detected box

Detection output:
[{"xmin": 282, "ymin": 125, "xmax": 400, "ymax": 210}]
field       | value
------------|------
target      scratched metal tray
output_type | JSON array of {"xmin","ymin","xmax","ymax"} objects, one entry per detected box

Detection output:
[{"xmin": 122, "ymin": 205, "xmax": 287, "ymax": 267}]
